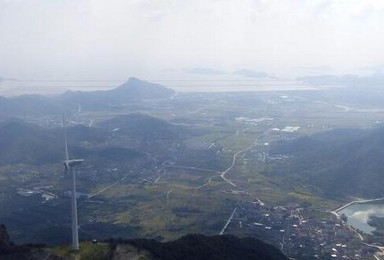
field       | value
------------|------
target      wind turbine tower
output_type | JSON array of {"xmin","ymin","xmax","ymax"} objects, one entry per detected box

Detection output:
[{"xmin": 63, "ymin": 119, "xmax": 84, "ymax": 250}]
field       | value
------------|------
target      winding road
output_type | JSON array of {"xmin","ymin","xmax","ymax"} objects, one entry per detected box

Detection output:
[{"xmin": 220, "ymin": 135, "xmax": 263, "ymax": 187}]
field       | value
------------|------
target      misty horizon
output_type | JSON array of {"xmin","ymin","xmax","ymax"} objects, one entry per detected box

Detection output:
[{"xmin": 1, "ymin": 0, "xmax": 384, "ymax": 82}]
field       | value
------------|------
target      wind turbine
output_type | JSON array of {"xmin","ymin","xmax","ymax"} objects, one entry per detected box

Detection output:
[{"xmin": 63, "ymin": 117, "xmax": 84, "ymax": 250}]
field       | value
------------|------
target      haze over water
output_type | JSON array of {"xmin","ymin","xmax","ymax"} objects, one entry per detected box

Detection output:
[{"xmin": 0, "ymin": 77, "xmax": 316, "ymax": 97}]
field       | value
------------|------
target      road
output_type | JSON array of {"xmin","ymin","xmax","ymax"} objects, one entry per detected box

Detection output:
[
  {"xmin": 167, "ymin": 165, "xmax": 220, "ymax": 174},
  {"xmin": 195, "ymin": 175, "xmax": 219, "ymax": 190},
  {"xmin": 333, "ymin": 197, "xmax": 384, "ymax": 213},
  {"xmin": 87, "ymin": 178, "xmax": 124, "ymax": 199},
  {"xmin": 219, "ymin": 207, "xmax": 238, "ymax": 235},
  {"xmin": 164, "ymin": 165, "xmax": 221, "ymax": 190},
  {"xmin": 364, "ymin": 243, "xmax": 384, "ymax": 260},
  {"xmin": 166, "ymin": 189, "xmax": 173, "ymax": 203},
  {"xmin": 220, "ymin": 135, "xmax": 263, "ymax": 187},
  {"xmin": 154, "ymin": 168, "xmax": 167, "ymax": 183}
]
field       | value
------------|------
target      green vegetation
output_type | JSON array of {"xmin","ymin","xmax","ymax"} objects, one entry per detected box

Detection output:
[
  {"xmin": 107, "ymin": 234, "xmax": 289, "ymax": 260},
  {"xmin": 2, "ymin": 84, "xmax": 384, "ymax": 249},
  {"xmin": 2, "ymin": 224, "xmax": 288, "ymax": 260},
  {"xmin": 51, "ymin": 242, "xmax": 110, "ymax": 260},
  {"xmin": 267, "ymin": 126, "xmax": 384, "ymax": 199}
]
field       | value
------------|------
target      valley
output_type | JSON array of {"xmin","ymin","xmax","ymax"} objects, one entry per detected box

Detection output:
[{"xmin": 1, "ymin": 79, "xmax": 384, "ymax": 259}]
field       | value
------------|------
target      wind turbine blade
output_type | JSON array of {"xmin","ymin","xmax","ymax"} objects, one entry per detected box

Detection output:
[{"xmin": 63, "ymin": 115, "xmax": 69, "ymax": 162}]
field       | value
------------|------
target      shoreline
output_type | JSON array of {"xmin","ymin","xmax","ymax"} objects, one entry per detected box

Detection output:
[{"xmin": 332, "ymin": 197, "xmax": 384, "ymax": 215}]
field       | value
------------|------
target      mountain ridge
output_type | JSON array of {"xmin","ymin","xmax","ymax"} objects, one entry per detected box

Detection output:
[
  {"xmin": 57, "ymin": 77, "xmax": 175, "ymax": 109},
  {"xmin": 269, "ymin": 127, "xmax": 384, "ymax": 199},
  {"xmin": 0, "ymin": 224, "xmax": 288, "ymax": 260},
  {"xmin": 0, "ymin": 78, "xmax": 175, "ymax": 117}
]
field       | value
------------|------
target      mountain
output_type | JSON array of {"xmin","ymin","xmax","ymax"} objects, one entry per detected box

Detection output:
[
  {"xmin": 109, "ymin": 77, "xmax": 175, "ymax": 99},
  {"xmin": 99, "ymin": 113, "xmax": 187, "ymax": 142},
  {"xmin": 0, "ymin": 121, "xmax": 62, "ymax": 165},
  {"xmin": 0, "ymin": 78, "xmax": 174, "ymax": 118},
  {"xmin": 0, "ymin": 224, "xmax": 10, "ymax": 247},
  {"xmin": 58, "ymin": 78, "xmax": 175, "ymax": 110},
  {"xmin": 1, "ymin": 226, "xmax": 288, "ymax": 260},
  {"xmin": 269, "ymin": 127, "xmax": 384, "ymax": 199},
  {"xmin": 0, "ymin": 225, "xmax": 47, "ymax": 259},
  {"xmin": 0, "ymin": 94, "xmax": 61, "ymax": 118},
  {"xmin": 0, "ymin": 121, "xmax": 143, "ymax": 166},
  {"xmin": 107, "ymin": 234, "xmax": 289, "ymax": 260}
]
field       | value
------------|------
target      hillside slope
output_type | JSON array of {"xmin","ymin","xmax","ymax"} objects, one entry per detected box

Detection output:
[
  {"xmin": 109, "ymin": 234, "xmax": 289, "ymax": 260},
  {"xmin": 0, "ymin": 120, "xmax": 143, "ymax": 166},
  {"xmin": 99, "ymin": 113, "xmax": 186, "ymax": 140},
  {"xmin": 58, "ymin": 78, "xmax": 175, "ymax": 109},
  {"xmin": 269, "ymin": 127, "xmax": 384, "ymax": 199},
  {"xmin": 0, "ymin": 78, "xmax": 175, "ymax": 118},
  {"xmin": 0, "ymin": 225, "xmax": 288, "ymax": 260}
]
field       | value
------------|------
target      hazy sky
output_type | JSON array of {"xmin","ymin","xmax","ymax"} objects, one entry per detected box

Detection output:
[{"xmin": 1, "ymin": 0, "xmax": 384, "ymax": 79}]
